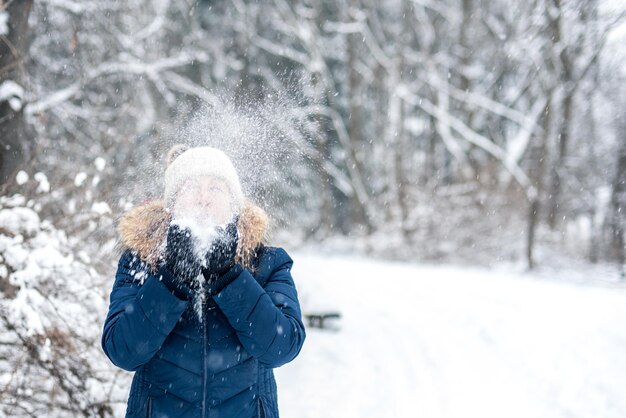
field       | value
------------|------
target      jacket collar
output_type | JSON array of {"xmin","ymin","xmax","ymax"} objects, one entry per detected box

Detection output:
[{"xmin": 116, "ymin": 199, "xmax": 269, "ymax": 271}]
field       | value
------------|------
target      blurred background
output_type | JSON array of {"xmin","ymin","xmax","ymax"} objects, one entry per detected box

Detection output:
[{"xmin": 0, "ymin": 1, "xmax": 624, "ymax": 417}]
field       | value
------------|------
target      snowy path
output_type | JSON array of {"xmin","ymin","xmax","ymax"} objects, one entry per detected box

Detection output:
[{"xmin": 275, "ymin": 253, "xmax": 626, "ymax": 418}]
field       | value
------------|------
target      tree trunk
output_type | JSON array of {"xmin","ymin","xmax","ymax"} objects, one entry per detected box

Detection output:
[
  {"xmin": 527, "ymin": 98, "xmax": 552, "ymax": 270},
  {"xmin": 609, "ymin": 132, "xmax": 626, "ymax": 276},
  {"xmin": 0, "ymin": 0, "xmax": 34, "ymax": 186},
  {"xmin": 547, "ymin": 92, "xmax": 573, "ymax": 229},
  {"xmin": 346, "ymin": 5, "xmax": 370, "ymax": 232},
  {"xmin": 546, "ymin": 0, "xmax": 574, "ymax": 230}
]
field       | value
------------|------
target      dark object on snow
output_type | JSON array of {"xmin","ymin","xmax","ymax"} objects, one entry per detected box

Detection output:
[{"xmin": 304, "ymin": 312, "xmax": 341, "ymax": 329}]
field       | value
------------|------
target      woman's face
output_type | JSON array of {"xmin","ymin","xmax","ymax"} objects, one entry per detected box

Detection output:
[{"xmin": 173, "ymin": 176, "xmax": 233, "ymax": 225}]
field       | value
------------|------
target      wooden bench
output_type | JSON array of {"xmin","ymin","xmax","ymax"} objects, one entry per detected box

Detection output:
[{"xmin": 303, "ymin": 312, "xmax": 341, "ymax": 329}]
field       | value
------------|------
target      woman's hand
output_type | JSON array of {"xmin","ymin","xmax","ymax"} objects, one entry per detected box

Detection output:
[
  {"xmin": 158, "ymin": 223, "xmax": 203, "ymax": 299},
  {"xmin": 203, "ymin": 215, "xmax": 242, "ymax": 295},
  {"xmin": 204, "ymin": 215, "xmax": 239, "ymax": 275}
]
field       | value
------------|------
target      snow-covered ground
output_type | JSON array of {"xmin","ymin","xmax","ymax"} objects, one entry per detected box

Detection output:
[{"xmin": 276, "ymin": 252, "xmax": 626, "ymax": 418}]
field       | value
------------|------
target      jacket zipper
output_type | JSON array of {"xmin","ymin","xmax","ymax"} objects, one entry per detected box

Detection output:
[
  {"xmin": 258, "ymin": 396, "xmax": 265, "ymax": 418},
  {"xmin": 202, "ymin": 301, "xmax": 208, "ymax": 418},
  {"xmin": 146, "ymin": 396, "xmax": 152, "ymax": 418}
]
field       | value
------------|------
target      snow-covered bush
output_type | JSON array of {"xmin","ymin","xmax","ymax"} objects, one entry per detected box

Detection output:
[{"xmin": 0, "ymin": 194, "xmax": 126, "ymax": 417}]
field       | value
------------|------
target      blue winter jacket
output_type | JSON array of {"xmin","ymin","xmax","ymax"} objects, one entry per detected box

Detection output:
[{"xmin": 101, "ymin": 201, "xmax": 306, "ymax": 418}]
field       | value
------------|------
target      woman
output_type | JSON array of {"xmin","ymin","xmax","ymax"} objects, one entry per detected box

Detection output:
[{"xmin": 101, "ymin": 145, "xmax": 306, "ymax": 418}]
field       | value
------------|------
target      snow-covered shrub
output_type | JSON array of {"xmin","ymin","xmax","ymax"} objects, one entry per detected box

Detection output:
[{"xmin": 0, "ymin": 194, "xmax": 126, "ymax": 417}]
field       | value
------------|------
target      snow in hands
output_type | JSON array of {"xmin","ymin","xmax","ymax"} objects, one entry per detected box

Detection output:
[
  {"xmin": 166, "ymin": 210, "xmax": 238, "ymax": 320},
  {"xmin": 170, "ymin": 212, "xmax": 233, "ymax": 270}
]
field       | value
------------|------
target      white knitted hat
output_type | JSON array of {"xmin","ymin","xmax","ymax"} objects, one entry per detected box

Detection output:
[{"xmin": 163, "ymin": 145, "xmax": 244, "ymax": 211}]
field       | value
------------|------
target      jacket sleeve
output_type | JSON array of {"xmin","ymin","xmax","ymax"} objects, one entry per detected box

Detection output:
[
  {"xmin": 101, "ymin": 250, "xmax": 189, "ymax": 371},
  {"xmin": 213, "ymin": 247, "xmax": 306, "ymax": 368}
]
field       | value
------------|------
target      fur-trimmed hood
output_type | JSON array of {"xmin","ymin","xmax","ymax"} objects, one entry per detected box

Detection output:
[{"xmin": 116, "ymin": 199, "xmax": 269, "ymax": 271}]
